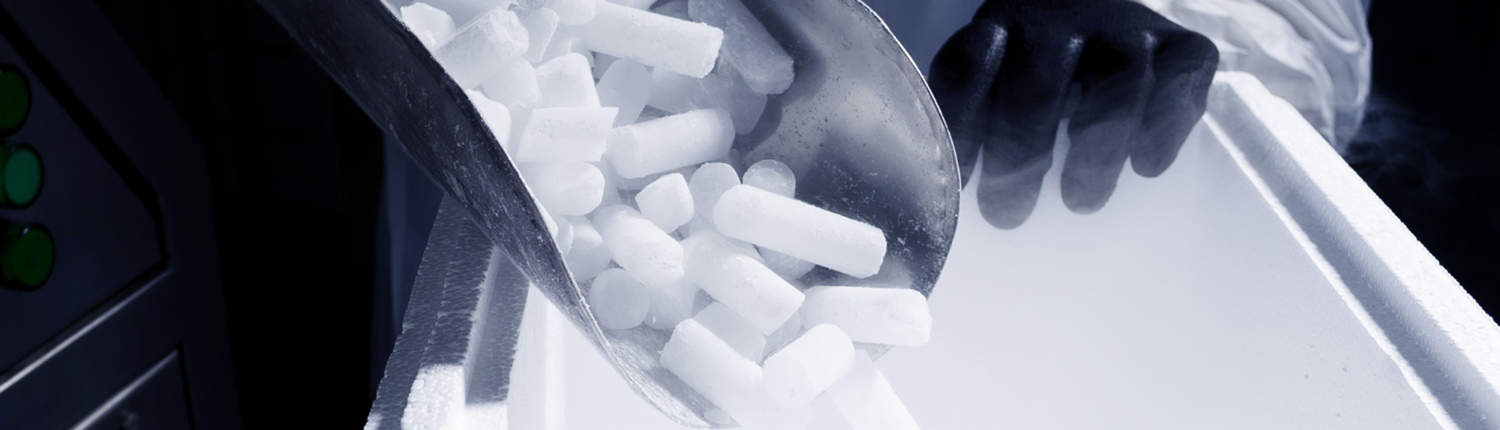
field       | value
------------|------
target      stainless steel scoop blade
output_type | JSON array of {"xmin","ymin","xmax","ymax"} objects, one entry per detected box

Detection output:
[{"xmin": 257, "ymin": 0, "xmax": 959, "ymax": 425}]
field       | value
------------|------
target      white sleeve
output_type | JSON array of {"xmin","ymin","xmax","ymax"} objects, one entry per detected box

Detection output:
[{"xmin": 1137, "ymin": 0, "xmax": 1371, "ymax": 149}]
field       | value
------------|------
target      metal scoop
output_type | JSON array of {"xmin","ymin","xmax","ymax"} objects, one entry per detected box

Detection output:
[{"xmin": 258, "ymin": 0, "xmax": 958, "ymax": 425}]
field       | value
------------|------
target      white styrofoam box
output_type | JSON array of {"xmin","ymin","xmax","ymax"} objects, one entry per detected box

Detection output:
[
  {"xmin": 510, "ymin": 285, "xmax": 567, "ymax": 430},
  {"xmin": 498, "ymin": 72, "xmax": 1500, "ymax": 429}
]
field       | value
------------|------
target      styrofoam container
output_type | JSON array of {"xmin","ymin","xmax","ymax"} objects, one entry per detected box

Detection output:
[{"xmin": 510, "ymin": 72, "xmax": 1500, "ymax": 429}]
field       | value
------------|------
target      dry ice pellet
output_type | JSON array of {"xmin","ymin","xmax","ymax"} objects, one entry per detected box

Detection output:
[{"xmin": 396, "ymin": 0, "xmax": 928, "ymax": 428}]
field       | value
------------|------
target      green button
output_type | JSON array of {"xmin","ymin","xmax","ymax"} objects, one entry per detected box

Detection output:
[
  {"xmin": 1, "ymin": 223, "xmax": 52, "ymax": 289},
  {"xmin": 0, "ymin": 144, "xmax": 40, "ymax": 207},
  {"xmin": 0, "ymin": 66, "xmax": 28, "ymax": 135}
]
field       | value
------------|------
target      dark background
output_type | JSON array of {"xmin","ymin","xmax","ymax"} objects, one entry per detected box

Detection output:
[
  {"xmin": 1346, "ymin": 0, "xmax": 1500, "ymax": 311},
  {"xmin": 87, "ymin": 0, "xmax": 1500, "ymax": 426},
  {"xmin": 92, "ymin": 0, "xmax": 386, "ymax": 427}
]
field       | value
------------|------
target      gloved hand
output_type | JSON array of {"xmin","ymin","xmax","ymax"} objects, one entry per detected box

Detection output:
[{"xmin": 929, "ymin": 0, "xmax": 1218, "ymax": 229}]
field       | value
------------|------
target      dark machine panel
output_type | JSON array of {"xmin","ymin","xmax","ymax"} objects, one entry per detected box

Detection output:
[
  {"xmin": 0, "ymin": 32, "xmax": 163, "ymax": 370},
  {"xmin": 71, "ymin": 350, "xmax": 192, "ymax": 430},
  {"xmin": 0, "ymin": 0, "xmax": 239, "ymax": 428}
]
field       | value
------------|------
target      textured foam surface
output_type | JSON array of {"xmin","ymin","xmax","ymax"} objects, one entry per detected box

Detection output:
[
  {"xmin": 368, "ymin": 199, "xmax": 528, "ymax": 430},
  {"xmin": 508, "ymin": 285, "xmax": 565, "ymax": 430}
]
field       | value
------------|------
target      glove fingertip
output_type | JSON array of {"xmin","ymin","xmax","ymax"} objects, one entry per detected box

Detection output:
[
  {"xmin": 1131, "ymin": 30, "xmax": 1217, "ymax": 179},
  {"xmin": 975, "ymin": 152, "xmax": 1050, "ymax": 230},
  {"xmin": 977, "ymin": 185, "xmax": 1041, "ymax": 230},
  {"xmin": 1130, "ymin": 146, "xmax": 1179, "ymax": 178}
]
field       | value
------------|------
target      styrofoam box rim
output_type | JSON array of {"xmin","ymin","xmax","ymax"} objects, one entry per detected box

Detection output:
[{"xmin": 1208, "ymin": 71, "xmax": 1500, "ymax": 429}]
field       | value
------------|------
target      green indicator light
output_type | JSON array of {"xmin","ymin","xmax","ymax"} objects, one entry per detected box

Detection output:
[
  {"xmin": 0, "ymin": 66, "xmax": 28, "ymax": 135},
  {"xmin": 0, "ymin": 144, "xmax": 40, "ymax": 207},
  {"xmin": 1, "ymin": 223, "xmax": 53, "ymax": 290}
]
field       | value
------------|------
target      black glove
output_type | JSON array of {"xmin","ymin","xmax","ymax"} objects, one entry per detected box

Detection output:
[{"xmin": 929, "ymin": 0, "xmax": 1218, "ymax": 229}]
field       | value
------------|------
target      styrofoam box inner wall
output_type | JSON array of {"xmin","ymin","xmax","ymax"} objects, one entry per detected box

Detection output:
[{"xmin": 503, "ymin": 73, "xmax": 1500, "ymax": 429}]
